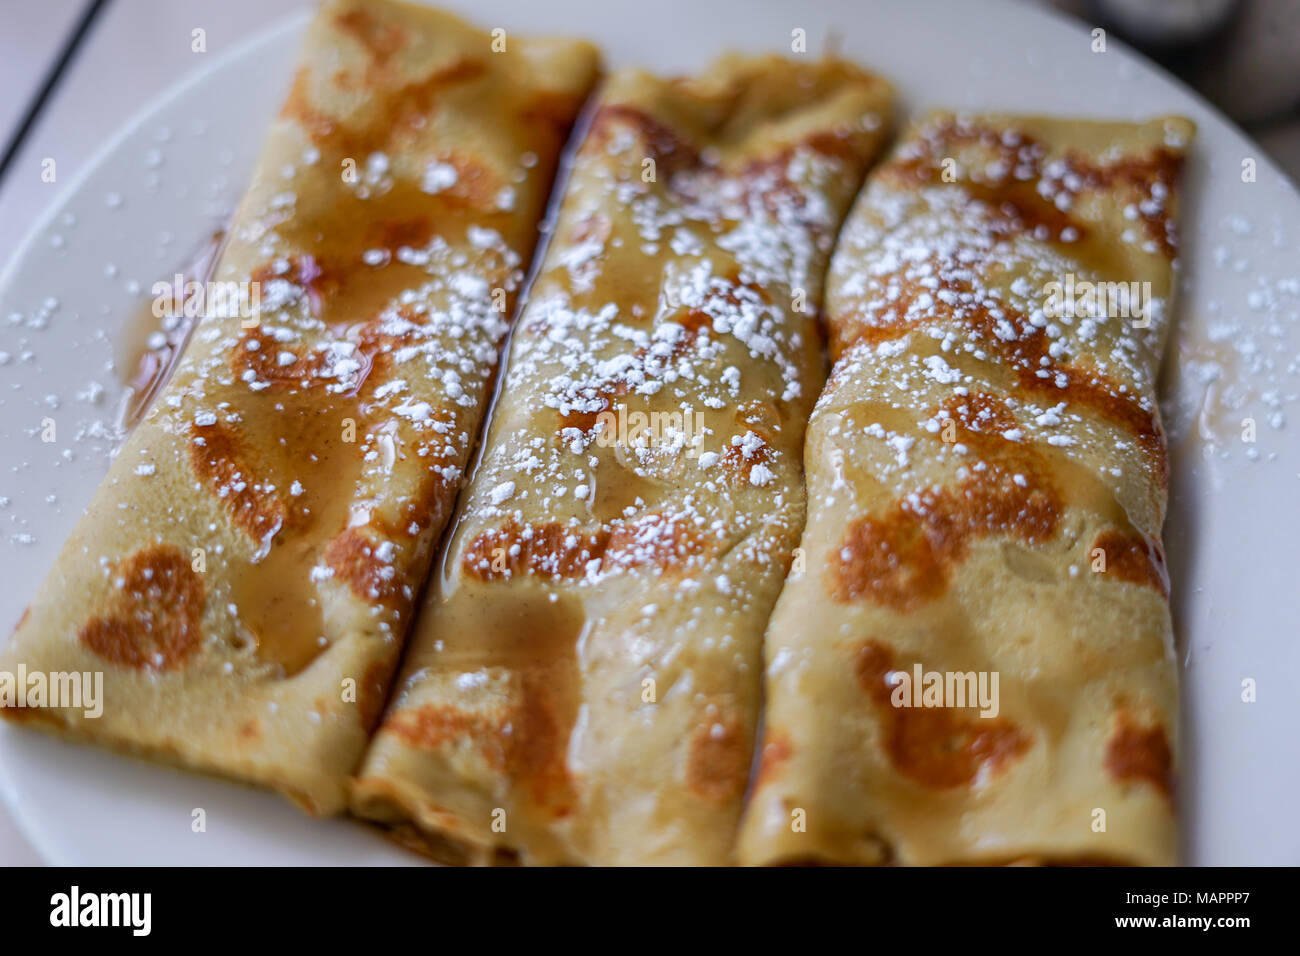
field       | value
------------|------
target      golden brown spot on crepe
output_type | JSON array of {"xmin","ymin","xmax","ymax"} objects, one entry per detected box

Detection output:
[
  {"xmin": 590, "ymin": 105, "xmax": 702, "ymax": 179},
  {"xmin": 323, "ymin": 527, "xmax": 402, "ymax": 605},
  {"xmin": 804, "ymin": 127, "xmax": 880, "ymax": 166},
  {"xmin": 189, "ymin": 421, "xmax": 287, "ymax": 546},
  {"xmin": 1091, "ymin": 528, "xmax": 1170, "ymax": 597},
  {"xmin": 880, "ymin": 120, "xmax": 1083, "ymax": 243},
  {"xmin": 551, "ymin": 309, "xmax": 728, "ymax": 437},
  {"xmin": 385, "ymin": 705, "xmax": 503, "ymax": 762},
  {"xmin": 352, "ymin": 303, "xmax": 446, "ymax": 379},
  {"xmin": 374, "ymin": 214, "xmax": 439, "ymax": 251},
  {"xmin": 552, "ymin": 310, "xmax": 726, "ymax": 436},
  {"xmin": 553, "ymin": 381, "xmax": 630, "ymax": 435},
  {"xmin": 231, "ymin": 327, "xmax": 333, "ymax": 390},
  {"xmin": 322, "ymin": 470, "xmax": 456, "ymax": 613},
  {"xmin": 947, "ymin": 390, "xmax": 1020, "ymax": 436},
  {"xmin": 602, "ymin": 512, "xmax": 701, "ymax": 572},
  {"xmin": 831, "ymin": 393, "xmax": 1059, "ymax": 609},
  {"xmin": 833, "ymin": 120, "xmax": 1178, "ymax": 488},
  {"xmin": 735, "ymin": 398, "xmax": 785, "ymax": 441},
  {"xmin": 519, "ymin": 89, "xmax": 592, "ymax": 153},
  {"xmin": 754, "ymin": 733, "xmax": 793, "ymax": 787},
  {"xmin": 719, "ymin": 429, "xmax": 775, "ymax": 486},
  {"xmin": 738, "ymin": 145, "xmax": 868, "ymax": 223},
  {"xmin": 281, "ymin": 68, "xmax": 332, "ymax": 144},
  {"xmin": 855, "ymin": 640, "xmax": 1030, "ymax": 789},
  {"xmin": 333, "ymin": 6, "xmax": 407, "ymax": 65},
  {"xmin": 238, "ymin": 719, "xmax": 262, "ymax": 741},
  {"xmin": 364, "ymin": 56, "xmax": 488, "ymax": 143},
  {"xmin": 832, "ymin": 272, "xmax": 1167, "ymax": 487},
  {"xmin": 385, "ymin": 672, "xmax": 575, "ymax": 817},
  {"xmin": 1085, "ymin": 149, "xmax": 1185, "ymax": 256},
  {"xmin": 463, "ymin": 511, "xmax": 705, "ymax": 581},
  {"xmin": 247, "ymin": 202, "xmax": 440, "ymax": 321},
  {"xmin": 512, "ymin": 672, "xmax": 576, "ymax": 816},
  {"xmin": 834, "ymin": 512, "xmax": 947, "ymax": 609},
  {"xmin": 587, "ymin": 103, "xmax": 859, "ymax": 222},
  {"xmin": 465, "ymin": 521, "xmax": 606, "ymax": 580},
  {"xmin": 1105, "ymin": 712, "xmax": 1173, "ymax": 801},
  {"xmin": 368, "ymin": 470, "xmax": 456, "ymax": 547},
  {"xmin": 557, "ymin": 407, "xmax": 604, "ymax": 433},
  {"xmin": 250, "ymin": 254, "xmax": 336, "ymax": 319},
  {"xmin": 653, "ymin": 310, "xmax": 717, "ymax": 362},
  {"xmin": 424, "ymin": 152, "xmax": 506, "ymax": 210},
  {"xmin": 881, "ymin": 117, "xmax": 1038, "ymax": 187},
  {"xmin": 282, "ymin": 57, "xmax": 487, "ymax": 158},
  {"xmin": 687, "ymin": 708, "xmax": 749, "ymax": 803},
  {"xmin": 80, "ymin": 546, "xmax": 205, "ymax": 672},
  {"xmin": 234, "ymin": 298, "xmax": 453, "ymax": 401},
  {"xmin": 880, "ymin": 117, "xmax": 1184, "ymax": 257},
  {"xmin": 248, "ymin": 165, "xmax": 513, "ymax": 325}
]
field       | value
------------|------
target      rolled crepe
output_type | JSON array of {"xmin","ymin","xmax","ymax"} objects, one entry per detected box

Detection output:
[
  {"xmin": 0, "ymin": 0, "xmax": 599, "ymax": 814},
  {"xmin": 352, "ymin": 55, "xmax": 893, "ymax": 864},
  {"xmin": 738, "ymin": 112, "xmax": 1193, "ymax": 865}
]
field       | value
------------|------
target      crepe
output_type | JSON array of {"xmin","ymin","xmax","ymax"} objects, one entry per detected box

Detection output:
[
  {"xmin": 737, "ymin": 111, "xmax": 1194, "ymax": 865},
  {"xmin": 0, "ymin": 0, "xmax": 599, "ymax": 814},
  {"xmin": 351, "ymin": 55, "xmax": 893, "ymax": 864}
]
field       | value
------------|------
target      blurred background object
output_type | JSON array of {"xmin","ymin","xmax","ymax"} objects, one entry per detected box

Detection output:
[
  {"xmin": 1044, "ymin": 0, "xmax": 1300, "ymax": 182},
  {"xmin": 1092, "ymin": 0, "xmax": 1239, "ymax": 48}
]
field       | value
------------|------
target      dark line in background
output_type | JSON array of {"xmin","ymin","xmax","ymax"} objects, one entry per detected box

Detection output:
[{"xmin": 0, "ymin": 0, "xmax": 113, "ymax": 187}]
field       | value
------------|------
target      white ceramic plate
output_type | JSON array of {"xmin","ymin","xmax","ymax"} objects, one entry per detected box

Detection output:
[{"xmin": 1, "ymin": 0, "xmax": 1297, "ymax": 866}]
